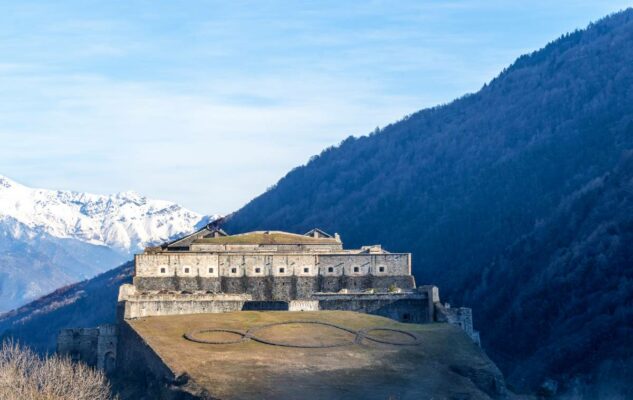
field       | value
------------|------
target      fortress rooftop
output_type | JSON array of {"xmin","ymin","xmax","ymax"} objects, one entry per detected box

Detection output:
[
  {"xmin": 191, "ymin": 230, "xmax": 341, "ymax": 246},
  {"xmin": 156, "ymin": 226, "xmax": 361, "ymax": 253},
  {"xmin": 121, "ymin": 311, "xmax": 503, "ymax": 400}
]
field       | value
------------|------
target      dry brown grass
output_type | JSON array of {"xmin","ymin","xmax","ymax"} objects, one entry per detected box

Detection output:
[
  {"xmin": 129, "ymin": 311, "xmax": 503, "ymax": 400},
  {"xmin": 0, "ymin": 341, "xmax": 116, "ymax": 400}
]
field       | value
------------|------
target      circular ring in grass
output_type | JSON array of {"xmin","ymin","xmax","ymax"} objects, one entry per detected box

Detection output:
[
  {"xmin": 246, "ymin": 320, "xmax": 357, "ymax": 348},
  {"xmin": 184, "ymin": 328, "xmax": 248, "ymax": 344},
  {"xmin": 358, "ymin": 328, "xmax": 421, "ymax": 346}
]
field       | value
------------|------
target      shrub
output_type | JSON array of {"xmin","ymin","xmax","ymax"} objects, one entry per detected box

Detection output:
[{"xmin": 0, "ymin": 340, "xmax": 116, "ymax": 400}]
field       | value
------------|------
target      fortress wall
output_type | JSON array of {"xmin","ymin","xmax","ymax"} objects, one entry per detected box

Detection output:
[
  {"xmin": 435, "ymin": 303, "xmax": 480, "ymax": 344},
  {"xmin": 57, "ymin": 328, "xmax": 100, "ymax": 366},
  {"xmin": 135, "ymin": 254, "xmax": 221, "ymax": 277},
  {"xmin": 120, "ymin": 296, "xmax": 247, "ymax": 319},
  {"xmin": 133, "ymin": 275, "xmax": 416, "ymax": 300},
  {"xmin": 57, "ymin": 325, "xmax": 117, "ymax": 372},
  {"xmin": 120, "ymin": 298, "xmax": 429, "ymax": 321},
  {"xmin": 320, "ymin": 276, "xmax": 344, "ymax": 292},
  {"xmin": 130, "ymin": 277, "xmax": 223, "ymax": 292},
  {"xmin": 135, "ymin": 253, "xmax": 410, "ymax": 278},
  {"xmin": 272, "ymin": 276, "xmax": 294, "ymax": 300},
  {"xmin": 116, "ymin": 321, "xmax": 176, "ymax": 391},
  {"xmin": 117, "ymin": 320, "xmax": 223, "ymax": 399},
  {"xmin": 369, "ymin": 276, "xmax": 416, "ymax": 290},
  {"xmin": 317, "ymin": 254, "xmax": 410, "ymax": 276},
  {"xmin": 314, "ymin": 295, "xmax": 432, "ymax": 323},
  {"xmin": 118, "ymin": 289, "xmax": 430, "ymax": 321},
  {"xmin": 296, "ymin": 276, "xmax": 320, "ymax": 299},
  {"xmin": 96, "ymin": 325, "xmax": 118, "ymax": 373}
]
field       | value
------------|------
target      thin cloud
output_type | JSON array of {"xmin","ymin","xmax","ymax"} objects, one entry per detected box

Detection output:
[{"xmin": 0, "ymin": 1, "xmax": 628, "ymax": 213}]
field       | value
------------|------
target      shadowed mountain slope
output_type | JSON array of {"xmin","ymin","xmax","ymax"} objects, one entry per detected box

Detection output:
[
  {"xmin": 0, "ymin": 262, "xmax": 132, "ymax": 352},
  {"xmin": 223, "ymin": 10, "xmax": 633, "ymax": 393},
  {"xmin": 463, "ymin": 153, "xmax": 633, "ymax": 396},
  {"xmin": 0, "ymin": 216, "xmax": 127, "ymax": 312}
]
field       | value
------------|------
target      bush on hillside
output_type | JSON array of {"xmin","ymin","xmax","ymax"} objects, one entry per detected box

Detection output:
[{"xmin": 0, "ymin": 340, "xmax": 116, "ymax": 400}]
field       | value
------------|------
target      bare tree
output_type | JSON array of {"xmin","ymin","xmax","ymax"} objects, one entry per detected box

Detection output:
[{"xmin": 0, "ymin": 340, "xmax": 116, "ymax": 400}]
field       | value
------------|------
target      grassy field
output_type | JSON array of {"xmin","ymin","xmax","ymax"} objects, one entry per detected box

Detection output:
[{"xmin": 129, "ymin": 311, "xmax": 507, "ymax": 400}]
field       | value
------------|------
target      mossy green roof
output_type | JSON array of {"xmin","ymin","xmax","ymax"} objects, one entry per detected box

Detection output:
[{"xmin": 193, "ymin": 231, "xmax": 340, "ymax": 245}]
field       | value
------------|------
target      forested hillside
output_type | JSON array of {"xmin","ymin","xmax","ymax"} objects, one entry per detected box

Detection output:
[
  {"xmin": 0, "ymin": 216, "xmax": 126, "ymax": 312},
  {"xmin": 0, "ymin": 262, "xmax": 132, "ymax": 352},
  {"xmin": 464, "ymin": 153, "xmax": 633, "ymax": 396},
  {"xmin": 224, "ymin": 10, "xmax": 633, "ymax": 394}
]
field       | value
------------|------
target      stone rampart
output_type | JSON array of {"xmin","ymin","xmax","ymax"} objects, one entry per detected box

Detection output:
[
  {"xmin": 118, "ymin": 289, "xmax": 251, "ymax": 319},
  {"xmin": 118, "ymin": 284, "xmax": 428, "ymax": 323},
  {"xmin": 135, "ymin": 252, "xmax": 410, "ymax": 278},
  {"xmin": 435, "ymin": 302, "xmax": 480, "ymax": 345},
  {"xmin": 57, "ymin": 324, "xmax": 117, "ymax": 372},
  {"xmin": 57, "ymin": 327, "xmax": 99, "ymax": 365},
  {"xmin": 133, "ymin": 275, "xmax": 415, "ymax": 300},
  {"xmin": 115, "ymin": 321, "xmax": 201, "ymax": 399},
  {"xmin": 312, "ymin": 292, "xmax": 431, "ymax": 323}
]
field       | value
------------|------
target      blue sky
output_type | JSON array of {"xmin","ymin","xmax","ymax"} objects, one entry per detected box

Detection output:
[{"xmin": 0, "ymin": 1, "xmax": 630, "ymax": 214}]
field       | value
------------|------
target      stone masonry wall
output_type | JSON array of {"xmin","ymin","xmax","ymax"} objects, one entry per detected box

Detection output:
[
  {"xmin": 435, "ymin": 303, "xmax": 480, "ymax": 345},
  {"xmin": 313, "ymin": 293, "xmax": 432, "ymax": 323},
  {"xmin": 135, "ymin": 253, "xmax": 410, "ymax": 279},
  {"xmin": 133, "ymin": 275, "xmax": 415, "ymax": 301},
  {"xmin": 57, "ymin": 327, "xmax": 99, "ymax": 366},
  {"xmin": 57, "ymin": 324, "xmax": 117, "ymax": 372},
  {"xmin": 115, "ymin": 321, "xmax": 184, "ymax": 398},
  {"xmin": 119, "ymin": 293, "xmax": 249, "ymax": 320}
]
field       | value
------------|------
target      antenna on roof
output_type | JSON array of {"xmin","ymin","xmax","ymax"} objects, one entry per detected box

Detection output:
[
  {"xmin": 206, "ymin": 216, "xmax": 226, "ymax": 231},
  {"xmin": 205, "ymin": 217, "xmax": 228, "ymax": 237}
]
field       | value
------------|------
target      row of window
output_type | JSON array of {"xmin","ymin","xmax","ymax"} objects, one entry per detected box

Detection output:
[{"xmin": 157, "ymin": 266, "xmax": 386, "ymax": 274}]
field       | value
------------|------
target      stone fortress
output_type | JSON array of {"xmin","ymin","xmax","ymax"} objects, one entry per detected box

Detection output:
[{"xmin": 58, "ymin": 225, "xmax": 480, "ymax": 378}]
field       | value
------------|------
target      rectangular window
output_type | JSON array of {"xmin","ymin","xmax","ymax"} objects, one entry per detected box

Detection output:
[
  {"xmin": 379, "ymin": 267, "xmax": 385, "ymax": 272},
  {"xmin": 209, "ymin": 268, "xmax": 214, "ymax": 273},
  {"xmin": 328, "ymin": 267, "xmax": 333, "ymax": 273},
  {"xmin": 303, "ymin": 268, "xmax": 309, "ymax": 273},
  {"xmin": 160, "ymin": 268, "xmax": 166, "ymax": 274},
  {"xmin": 231, "ymin": 268, "xmax": 237, "ymax": 274},
  {"xmin": 184, "ymin": 267, "xmax": 190, "ymax": 273},
  {"xmin": 255, "ymin": 267, "xmax": 261, "ymax": 273},
  {"xmin": 353, "ymin": 267, "xmax": 359, "ymax": 273},
  {"xmin": 279, "ymin": 268, "xmax": 285, "ymax": 273}
]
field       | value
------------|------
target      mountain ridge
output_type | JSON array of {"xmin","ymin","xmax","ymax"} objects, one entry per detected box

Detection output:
[
  {"xmin": 0, "ymin": 174, "xmax": 219, "ymax": 311},
  {"xmin": 223, "ymin": 9, "xmax": 633, "ymax": 394},
  {"xmin": 0, "ymin": 174, "xmax": 217, "ymax": 253}
]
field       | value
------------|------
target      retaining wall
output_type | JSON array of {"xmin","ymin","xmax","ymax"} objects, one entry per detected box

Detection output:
[{"xmin": 133, "ymin": 275, "xmax": 415, "ymax": 301}]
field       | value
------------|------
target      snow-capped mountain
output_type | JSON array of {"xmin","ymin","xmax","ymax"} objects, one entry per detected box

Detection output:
[
  {"xmin": 0, "ymin": 174, "xmax": 217, "ymax": 254},
  {"xmin": 0, "ymin": 174, "xmax": 218, "ymax": 312}
]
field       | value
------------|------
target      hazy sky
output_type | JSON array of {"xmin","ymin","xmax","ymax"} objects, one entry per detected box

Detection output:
[{"xmin": 0, "ymin": 1, "xmax": 629, "ymax": 214}]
